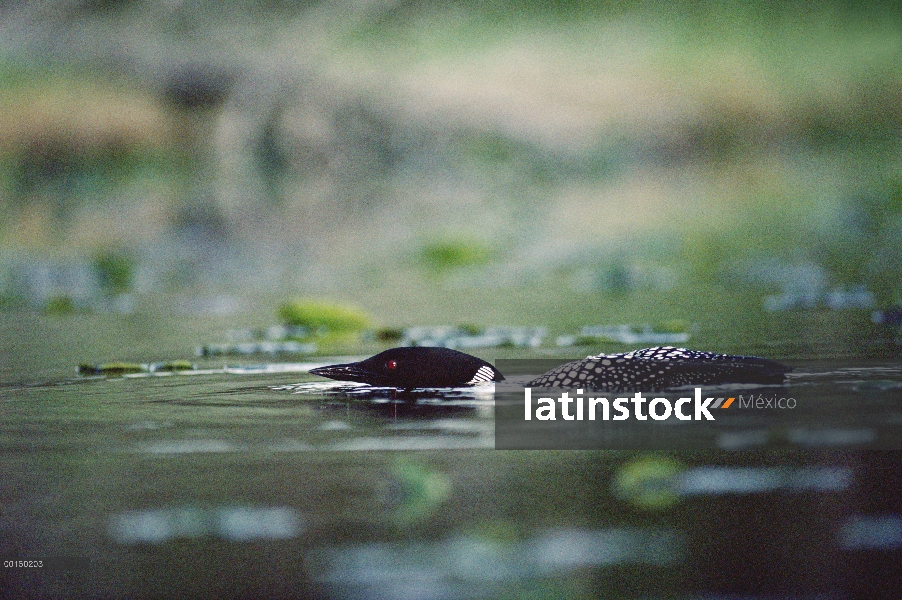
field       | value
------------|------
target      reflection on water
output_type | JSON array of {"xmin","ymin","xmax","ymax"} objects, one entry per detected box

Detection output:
[
  {"xmin": 840, "ymin": 515, "xmax": 902, "ymax": 550},
  {"xmin": 312, "ymin": 527, "xmax": 682, "ymax": 599},
  {"xmin": 676, "ymin": 465, "xmax": 853, "ymax": 495},
  {"xmin": 109, "ymin": 506, "xmax": 302, "ymax": 544},
  {"xmin": 1, "ymin": 357, "xmax": 900, "ymax": 598},
  {"xmin": 137, "ymin": 439, "xmax": 244, "ymax": 454},
  {"xmin": 277, "ymin": 379, "xmax": 495, "ymax": 406}
]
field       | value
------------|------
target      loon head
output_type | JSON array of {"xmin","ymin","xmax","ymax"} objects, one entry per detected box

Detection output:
[{"xmin": 309, "ymin": 346, "xmax": 504, "ymax": 389}]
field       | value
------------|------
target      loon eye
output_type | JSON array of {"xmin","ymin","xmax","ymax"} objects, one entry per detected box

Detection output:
[{"xmin": 386, "ymin": 360, "xmax": 397, "ymax": 371}]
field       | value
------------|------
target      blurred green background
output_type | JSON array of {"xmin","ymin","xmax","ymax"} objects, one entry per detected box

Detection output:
[{"xmin": 2, "ymin": 0, "xmax": 902, "ymax": 357}]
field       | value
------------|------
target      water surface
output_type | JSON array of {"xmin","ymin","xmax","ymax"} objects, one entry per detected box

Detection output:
[{"xmin": 1, "ymin": 315, "xmax": 901, "ymax": 598}]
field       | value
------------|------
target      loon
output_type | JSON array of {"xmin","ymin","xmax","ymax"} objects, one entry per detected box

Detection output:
[
  {"xmin": 527, "ymin": 346, "xmax": 791, "ymax": 392},
  {"xmin": 309, "ymin": 347, "xmax": 505, "ymax": 390}
]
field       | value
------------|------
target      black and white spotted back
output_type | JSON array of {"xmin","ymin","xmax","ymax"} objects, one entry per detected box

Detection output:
[{"xmin": 526, "ymin": 346, "xmax": 791, "ymax": 392}]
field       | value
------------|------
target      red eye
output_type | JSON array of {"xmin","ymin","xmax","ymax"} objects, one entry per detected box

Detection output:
[{"xmin": 386, "ymin": 360, "xmax": 397, "ymax": 370}]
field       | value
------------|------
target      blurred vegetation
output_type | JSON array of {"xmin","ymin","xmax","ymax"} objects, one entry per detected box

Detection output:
[
  {"xmin": 0, "ymin": 0, "xmax": 900, "ymax": 353},
  {"xmin": 612, "ymin": 455, "xmax": 684, "ymax": 511},
  {"xmin": 43, "ymin": 295, "xmax": 77, "ymax": 315},
  {"xmin": 277, "ymin": 299, "xmax": 372, "ymax": 334},
  {"xmin": 419, "ymin": 238, "xmax": 494, "ymax": 274},
  {"xmin": 93, "ymin": 250, "xmax": 135, "ymax": 295}
]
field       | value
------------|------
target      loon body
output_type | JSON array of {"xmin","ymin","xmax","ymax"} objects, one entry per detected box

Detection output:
[
  {"xmin": 309, "ymin": 347, "xmax": 504, "ymax": 389},
  {"xmin": 527, "ymin": 346, "xmax": 791, "ymax": 392}
]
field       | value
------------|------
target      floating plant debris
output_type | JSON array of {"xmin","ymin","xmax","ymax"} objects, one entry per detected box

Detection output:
[
  {"xmin": 151, "ymin": 360, "xmax": 196, "ymax": 372},
  {"xmin": 556, "ymin": 323, "xmax": 691, "ymax": 347},
  {"xmin": 196, "ymin": 341, "xmax": 317, "ymax": 357},
  {"xmin": 400, "ymin": 325, "xmax": 546, "ymax": 349},
  {"xmin": 77, "ymin": 361, "xmax": 325, "ymax": 378},
  {"xmin": 763, "ymin": 285, "xmax": 875, "ymax": 312},
  {"xmin": 77, "ymin": 362, "xmax": 148, "ymax": 375},
  {"xmin": 77, "ymin": 360, "xmax": 198, "ymax": 376}
]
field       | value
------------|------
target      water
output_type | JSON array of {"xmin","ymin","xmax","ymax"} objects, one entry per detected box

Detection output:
[{"xmin": 1, "ymin": 315, "xmax": 901, "ymax": 598}]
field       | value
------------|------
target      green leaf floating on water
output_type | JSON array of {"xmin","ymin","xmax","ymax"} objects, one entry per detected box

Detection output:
[
  {"xmin": 77, "ymin": 360, "xmax": 197, "ymax": 376},
  {"xmin": 152, "ymin": 360, "xmax": 197, "ymax": 372},
  {"xmin": 78, "ymin": 362, "xmax": 148, "ymax": 376}
]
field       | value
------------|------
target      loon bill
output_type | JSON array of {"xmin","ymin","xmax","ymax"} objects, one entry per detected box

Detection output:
[
  {"xmin": 309, "ymin": 347, "xmax": 504, "ymax": 389},
  {"xmin": 526, "ymin": 346, "xmax": 792, "ymax": 392}
]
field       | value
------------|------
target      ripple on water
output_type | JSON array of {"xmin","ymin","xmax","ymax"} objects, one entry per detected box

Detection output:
[{"xmin": 276, "ymin": 380, "xmax": 496, "ymax": 403}]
